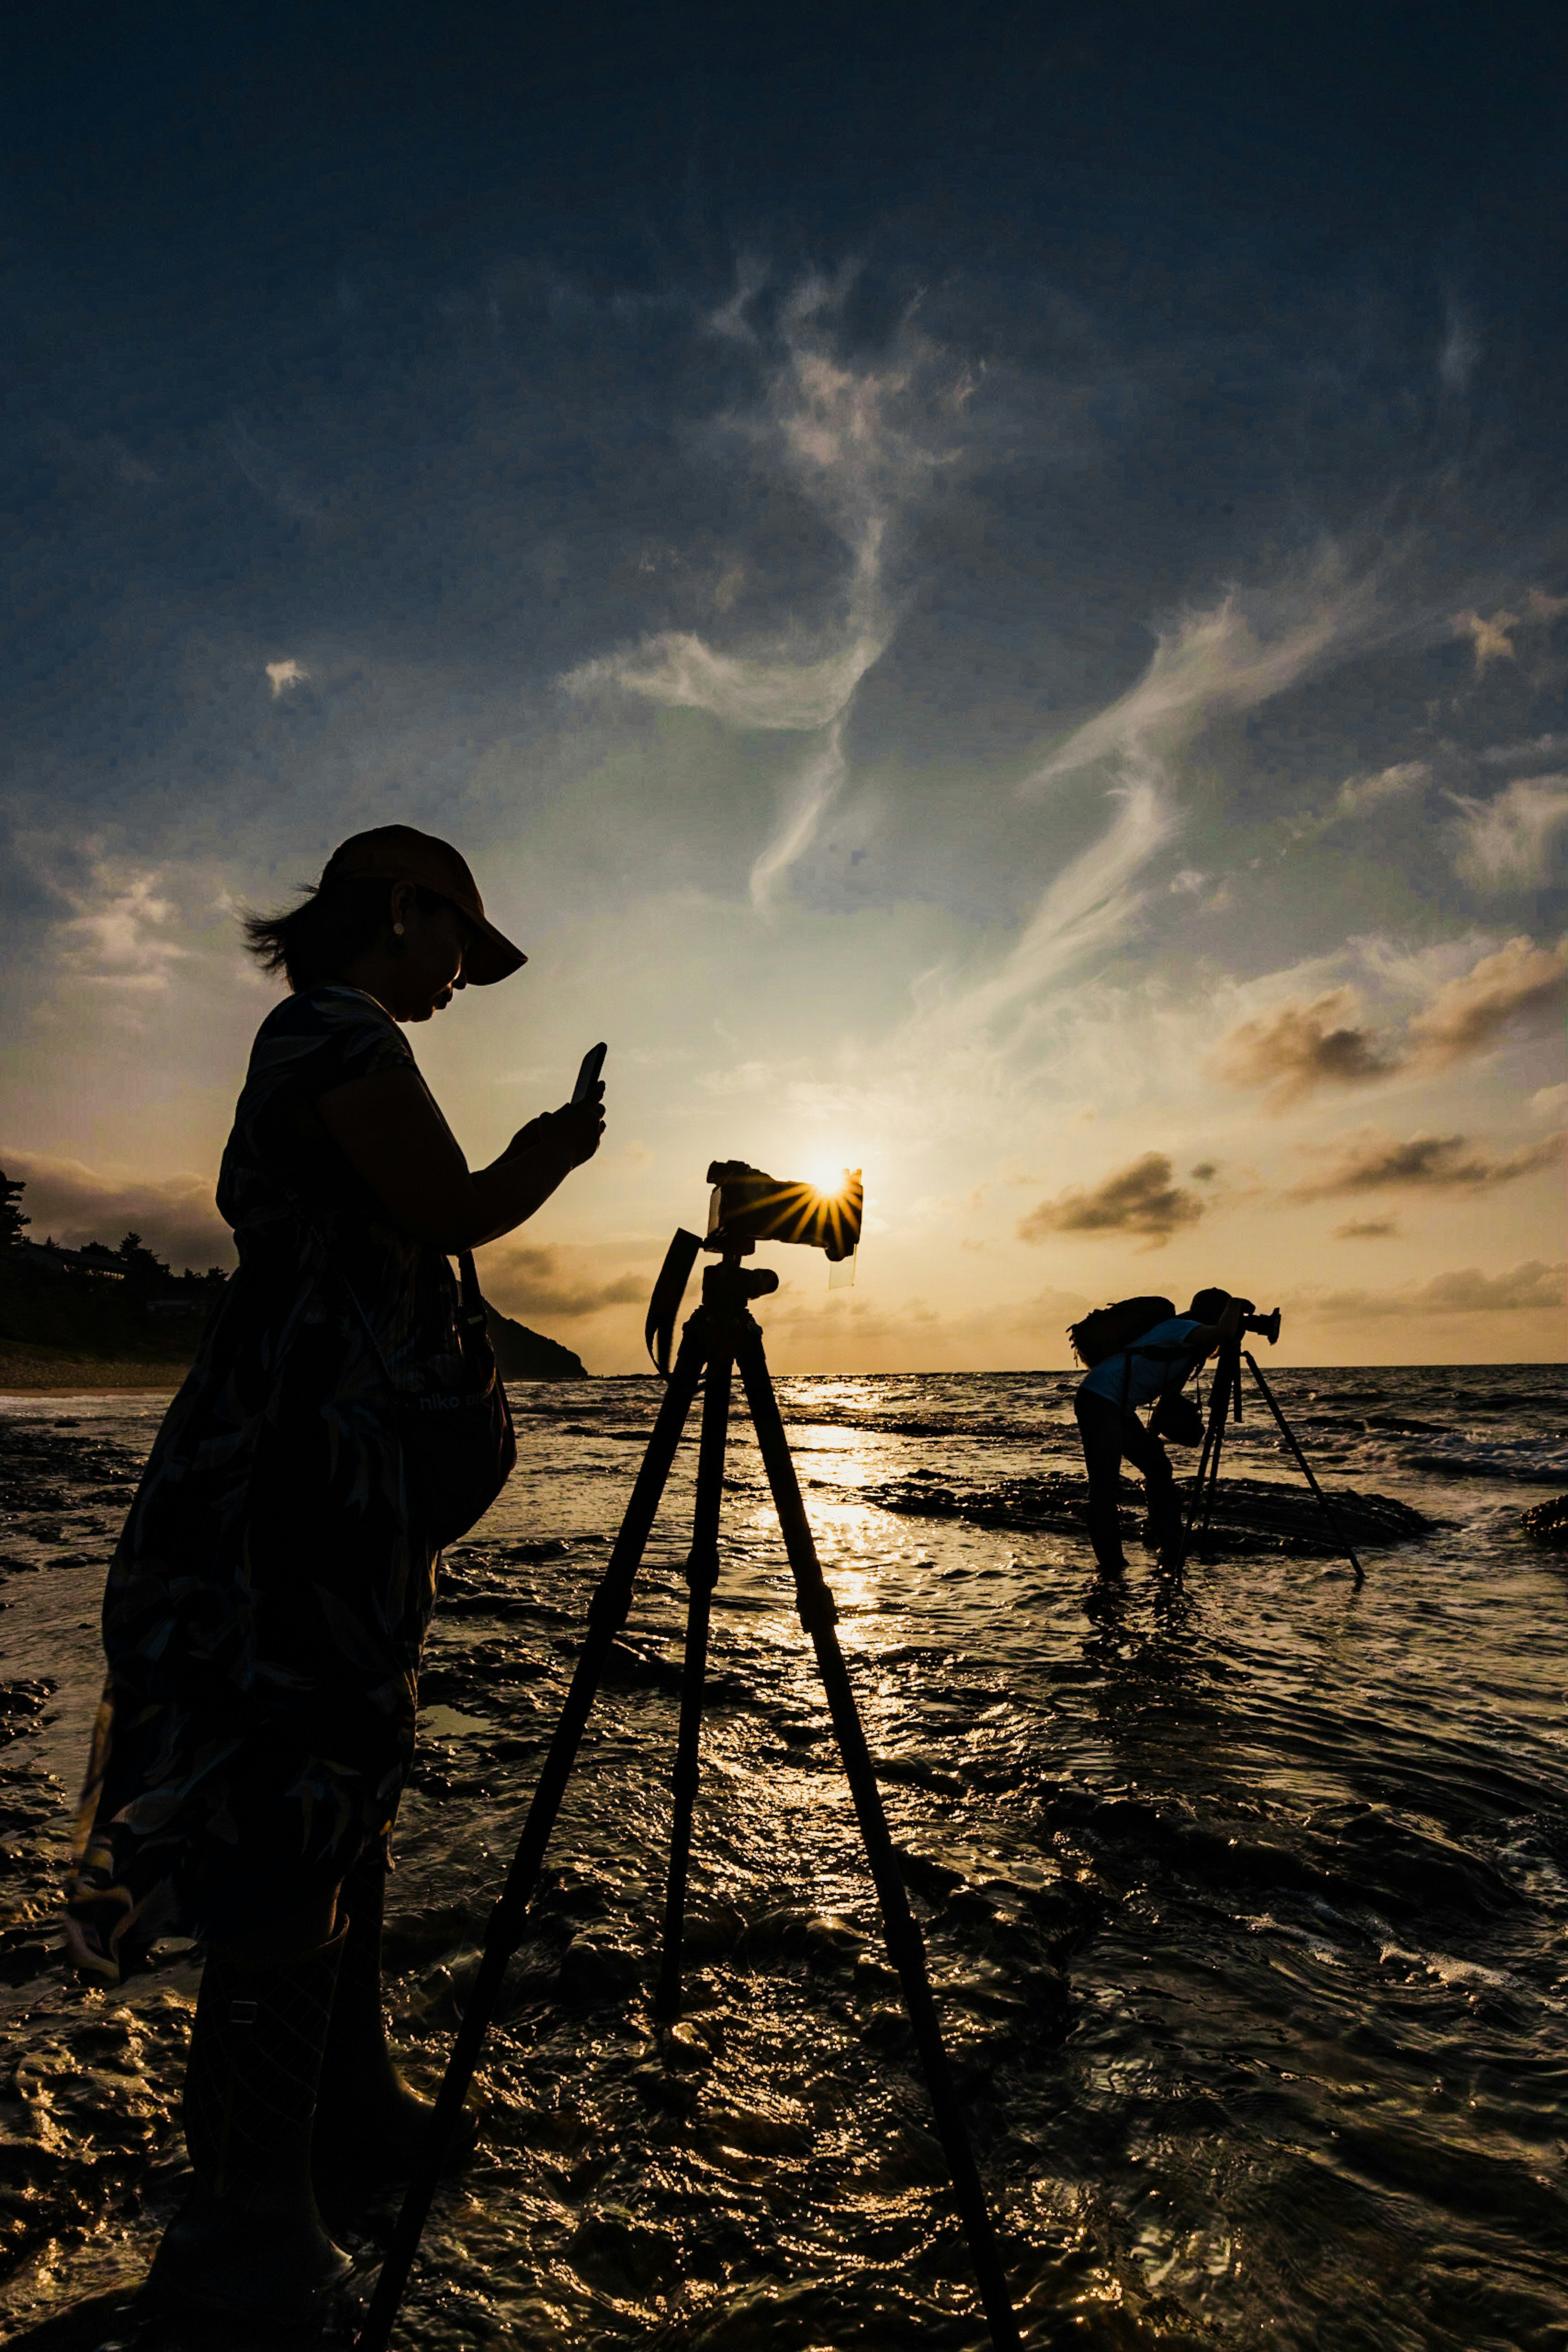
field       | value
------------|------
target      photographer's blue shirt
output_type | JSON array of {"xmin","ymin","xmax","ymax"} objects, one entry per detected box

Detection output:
[{"xmin": 1079, "ymin": 1317, "xmax": 1202, "ymax": 1409}]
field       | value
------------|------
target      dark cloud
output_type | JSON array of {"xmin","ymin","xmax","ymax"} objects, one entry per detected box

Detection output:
[
  {"xmin": 1331, "ymin": 1216, "xmax": 1399, "ymax": 1240},
  {"xmin": 1290, "ymin": 1260, "xmax": 1564, "ymax": 1318},
  {"xmin": 481, "ymin": 1243, "xmax": 647, "ymax": 1322},
  {"xmin": 1212, "ymin": 942, "xmax": 1568, "ymax": 1114},
  {"xmin": 1288, "ymin": 1128, "xmax": 1562, "ymax": 1201},
  {"xmin": 1018, "ymin": 1153, "xmax": 1205, "ymax": 1250},
  {"xmin": 1, "ymin": 1148, "xmax": 232, "ymax": 1271},
  {"xmin": 1408, "ymin": 935, "xmax": 1568, "ymax": 1064},
  {"xmin": 1206, "ymin": 990, "xmax": 1399, "ymax": 1111}
]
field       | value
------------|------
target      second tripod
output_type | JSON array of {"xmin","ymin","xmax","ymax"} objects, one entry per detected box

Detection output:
[
  {"xmin": 357, "ymin": 1241, "xmax": 1021, "ymax": 2352},
  {"xmin": 1184, "ymin": 1340, "xmax": 1365, "ymax": 1586}
]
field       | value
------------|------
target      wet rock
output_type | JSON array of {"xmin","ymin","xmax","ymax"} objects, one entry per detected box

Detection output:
[
  {"xmin": 860, "ymin": 2119, "xmax": 950, "ymax": 2187},
  {"xmin": 1519, "ymin": 1492, "xmax": 1568, "ymax": 1546},
  {"xmin": 0, "ymin": 1683, "xmax": 56, "ymax": 1747},
  {"xmin": 701, "ymin": 2097, "xmax": 812, "ymax": 2158},
  {"xmin": 801, "ymin": 1912, "xmax": 866, "ymax": 1968},
  {"xmin": 569, "ymin": 2203, "xmax": 681, "ymax": 2296},
  {"xmin": 868, "ymin": 1469, "xmax": 1435, "ymax": 1556},
  {"xmin": 558, "ymin": 1934, "xmax": 643, "ymax": 2004},
  {"xmin": 681, "ymin": 1899, "xmax": 747, "ymax": 1959},
  {"xmin": 658, "ymin": 2018, "xmax": 715, "ymax": 2070}
]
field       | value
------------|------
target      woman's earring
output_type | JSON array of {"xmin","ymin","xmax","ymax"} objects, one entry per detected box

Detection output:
[{"xmin": 392, "ymin": 923, "xmax": 405, "ymax": 936}]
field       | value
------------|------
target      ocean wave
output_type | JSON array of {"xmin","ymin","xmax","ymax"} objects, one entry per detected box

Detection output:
[{"xmin": 1402, "ymin": 1436, "xmax": 1568, "ymax": 1483}]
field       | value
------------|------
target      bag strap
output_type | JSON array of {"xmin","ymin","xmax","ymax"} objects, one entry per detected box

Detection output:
[
  {"xmin": 646, "ymin": 1228, "xmax": 701, "ymax": 1377},
  {"xmin": 454, "ymin": 1248, "xmax": 487, "ymax": 1340}
]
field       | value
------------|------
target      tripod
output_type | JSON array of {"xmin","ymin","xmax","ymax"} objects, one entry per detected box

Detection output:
[
  {"xmin": 1184, "ymin": 1342, "xmax": 1365, "ymax": 1587},
  {"xmin": 357, "ymin": 1244, "xmax": 1021, "ymax": 2352}
]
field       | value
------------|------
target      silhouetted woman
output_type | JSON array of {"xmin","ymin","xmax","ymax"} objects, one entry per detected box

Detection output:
[{"xmin": 67, "ymin": 825, "xmax": 604, "ymax": 2323}]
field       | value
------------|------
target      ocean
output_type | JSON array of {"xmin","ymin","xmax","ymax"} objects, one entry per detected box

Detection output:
[{"xmin": 2, "ymin": 1363, "xmax": 1566, "ymax": 2350}]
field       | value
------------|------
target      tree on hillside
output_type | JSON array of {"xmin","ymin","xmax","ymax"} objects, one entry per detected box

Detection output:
[
  {"xmin": 117, "ymin": 1231, "xmax": 172, "ymax": 1288},
  {"xmin": 0, "ymin": 1171, "xmax": 28, "ymax": 1253}
]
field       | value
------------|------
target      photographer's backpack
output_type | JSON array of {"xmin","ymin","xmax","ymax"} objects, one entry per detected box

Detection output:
[{"xmin": 1067, "ymin": 1295, "xmax": 1175, "ymax": 1368}]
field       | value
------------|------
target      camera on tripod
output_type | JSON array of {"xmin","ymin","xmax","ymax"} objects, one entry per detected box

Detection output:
[
  {"xmin": 705, "ymin": 1160, "xmax": 863, "ymax": 1262},
  {"xmin": 1231, "ymin": 1299, "xmax": 1282, "ymax": 1346}
]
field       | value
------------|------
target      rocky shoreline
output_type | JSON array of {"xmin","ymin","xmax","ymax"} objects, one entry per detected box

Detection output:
[{"xmin": 0, "ymin": 1347, "xmax": 186, "ymax": 1395}]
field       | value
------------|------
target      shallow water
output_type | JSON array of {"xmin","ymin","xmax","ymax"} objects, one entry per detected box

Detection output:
[{"xmin": 2, "ymin": 1364, "xmax": 1566, "ymax": 2350}]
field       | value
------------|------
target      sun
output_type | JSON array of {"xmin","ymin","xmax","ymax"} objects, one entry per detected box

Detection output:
[{"xmin": 800, "ymin": 1155, "xmax": 860, "ymax": 1197}]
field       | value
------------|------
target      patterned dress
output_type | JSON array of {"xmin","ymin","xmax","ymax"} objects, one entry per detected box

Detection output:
[{"xmin": 67, "ymin": 987, "xmax": 464, "ymax": 1983}]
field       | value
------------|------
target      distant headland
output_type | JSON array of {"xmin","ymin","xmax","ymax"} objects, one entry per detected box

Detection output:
[{"xmin": 0, "ymin": 1167, "xmax": 589, "ymax": 1391}]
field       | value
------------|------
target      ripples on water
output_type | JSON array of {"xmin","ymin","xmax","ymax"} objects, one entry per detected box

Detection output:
[{"xmin": 2, "ymin": 1366, "xmax": 1566, "ymax": 2349}]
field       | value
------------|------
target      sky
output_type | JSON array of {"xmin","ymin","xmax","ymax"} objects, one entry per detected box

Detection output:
[{"xmin": 2, "ymin": 0, "xmax": 1565, "ymax": 1372}]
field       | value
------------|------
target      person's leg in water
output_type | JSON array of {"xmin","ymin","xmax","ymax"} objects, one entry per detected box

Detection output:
[
  {"xmin": 148, "ymin": 1882, "xmax": 353, "ymax": 2322},
  {"xmin": 313, "ymin": 1844, "xmax": 479, "ymax": 2196},
  {"xmin": 1075, "ymin": 1391, "xmax": 1132, "ymax": 1572},
  {"xmin": 1119, "ymin": 1409, "xmax": 1184, "ymax": 1566}
]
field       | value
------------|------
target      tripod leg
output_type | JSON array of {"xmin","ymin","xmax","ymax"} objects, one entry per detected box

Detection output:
[
  {"xmin": 656, "ymin": 1347, "xmax": 732, "ymax": 2020},
  {"xmin": 357, "ymin": 1319, "xmax": 709, "ymax": 2352},
  {"xmin": 734, "ymin": 1326, "xmax": 1021, "ymax": 2352},
  {"xmin": 1188, "ymin": 1357, "xmax": 1229, "ymax": 1559},
  {"xmin": 1244, "ymin": 1352, "xmax": 1365, "ymax": 1587}
]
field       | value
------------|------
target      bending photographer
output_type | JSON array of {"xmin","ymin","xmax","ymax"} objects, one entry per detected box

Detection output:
[
  {"xmin": 1074, "ymin": 1288, "xmax": 1244, "ymax": 1574},
  {"xmin": 66, "ymin": 825, "xmax": 604, "ymax": 2325}
]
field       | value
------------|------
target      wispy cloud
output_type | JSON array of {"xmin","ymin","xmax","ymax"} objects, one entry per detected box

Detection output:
[
  {"xmin": 578, "ymin": 633, "xmax": 877, "ymax": 732},
  {"xmin": 750, "ymin": 718, "xmax": 847, "ymax": 907},
  {"xmin": 1336, "ymin": 760, "xmax": 1429, "ymax": 816},
  {"xmin": 265, "ymin": 658, "xmax": 310, "ymax": 697},
  {"xmin": 567, "ymin": 273, "xmax": 960, "ymax": 893},
  {"xmin": 1018, "ymin": 1149, "xmax": 1206, "ymax": 1248},
  {"xmin": 1286, "ymin": 1126, "xmax": 1562, "ymax": 1201},
  {"xmin": 1450, "ymin": 779, "xmax": 1568, "ymax": 888},
  {"xmin": 1479, "ymin": 731, "xmax": 1568, "ymax": 767},
  {"xmin": 937, "ymin": 767, "xmax": 1178, "ymax": 1040},
  {"xmin": 1022, "ymin": 566, "xmax": 1381, "ymax": 794},
  {"xmin": 1452, "ymin": 607, "xmax": 1518, "ymax": 672},
  {"xmin": 56, "ymin": 865, "xmax": 189, "ymax": 992},
  {"xmin": 1452, "ymin": 590, "xmax": 1568, "ymax": 676}
]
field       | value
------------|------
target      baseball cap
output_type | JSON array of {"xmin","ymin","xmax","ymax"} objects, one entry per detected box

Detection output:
[{"xmin": 320, "ymin": 826, "xmax": 526, "ymax": 985}]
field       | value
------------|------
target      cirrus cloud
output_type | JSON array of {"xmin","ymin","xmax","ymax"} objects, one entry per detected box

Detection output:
[{"xmin": 1450, "ymin": 779, "xmax": 1568, "ymax": 890}]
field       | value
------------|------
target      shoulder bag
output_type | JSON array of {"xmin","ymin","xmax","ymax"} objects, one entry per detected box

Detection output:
[{"xmin": 299, "ymin": 1205, "xmax": 517, "ymax": 1547}]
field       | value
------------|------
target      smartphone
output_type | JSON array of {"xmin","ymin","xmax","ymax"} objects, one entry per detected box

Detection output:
[{"xmin": 572, "ymin": 1042, "xmax": 608, "ymax": 1104}]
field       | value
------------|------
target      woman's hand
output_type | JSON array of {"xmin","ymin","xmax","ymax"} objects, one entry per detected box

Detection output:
[
  {"xmin": 550, "ymin": 1088, "xmax": 605, "ymax": 1168},
  {"xmin": 503, "ymin": 1088, "xmax": 604, "ymax": 1170}
]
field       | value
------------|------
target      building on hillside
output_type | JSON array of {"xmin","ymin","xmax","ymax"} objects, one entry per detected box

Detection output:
[
  {"xmin": 78, "ymin": 1243, "xmax": 131, "ymax": 1280},
  {"xmin": 11, "ymin": 1237, "xmax": 127, "ymax": 1280}
]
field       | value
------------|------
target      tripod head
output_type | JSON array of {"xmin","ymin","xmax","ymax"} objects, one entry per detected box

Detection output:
[{"xmin": 644, "ymin": 1160, "xmax": 864, "ymax": 1374}]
